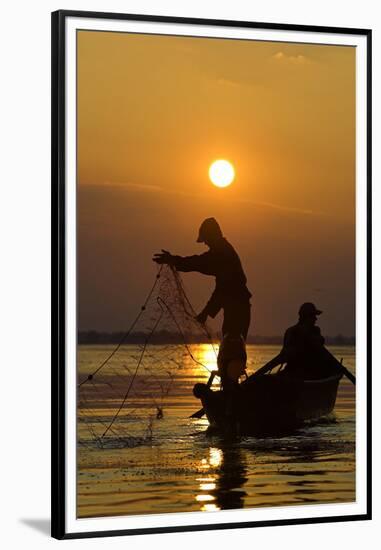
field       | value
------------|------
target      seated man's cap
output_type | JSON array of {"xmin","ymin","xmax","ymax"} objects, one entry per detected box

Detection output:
[{"xmin": 299, "ymin": 302, "xmax": 322, "ymax": 317}]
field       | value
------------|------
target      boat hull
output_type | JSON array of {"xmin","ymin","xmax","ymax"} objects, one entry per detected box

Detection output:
[{"xmin": 193, "ymin": 371, "xmax": 342, "ymax": 436}]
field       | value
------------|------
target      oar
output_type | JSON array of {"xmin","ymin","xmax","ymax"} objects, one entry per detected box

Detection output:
[
  {"xmin": 341, "ymin": 365, "xmax": 356, "ymax": 385},
  {"xmin": 323, "ymin": 349, "xmax": 356, "ymax": 385},
  {"xmin": 341, "ymin": 361, "xmax": 356, "ymax": 385},
  {"xmin": 190, "ymin": 408, "xmax": 205, "ymax": 419},
  {"xmin": 246, "ymin": 349, "xmax": 356, "ymax": 385},
  {"xmin": 244, "ymin": 353, "xmax": 284, "ymax": 382}
]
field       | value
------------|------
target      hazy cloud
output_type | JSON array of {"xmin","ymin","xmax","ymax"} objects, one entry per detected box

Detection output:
[
  {"xmin": 104, "ymin": 181, "xmax": 163, "ymax": 192},
  {"xmin": 216, "ymin": 77, "xmax": 241, "ymax": 88},
  {"xmin": 272, "ymin": 51, "xmax": 311, "ymax": 65},
  {"xmin": 102, "ymin": 180, "xmax": 318, "ymax": 217}
]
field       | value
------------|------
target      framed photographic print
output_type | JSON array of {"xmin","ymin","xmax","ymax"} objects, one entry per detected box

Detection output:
[{"xmin": 51, "ymin": 10, "xmax": 372, "ymax": 539}]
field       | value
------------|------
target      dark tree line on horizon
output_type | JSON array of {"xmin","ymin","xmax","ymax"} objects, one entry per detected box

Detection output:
[{"xmin": 78, "ymin": 330, "xmax": 355, "ymax": 346}]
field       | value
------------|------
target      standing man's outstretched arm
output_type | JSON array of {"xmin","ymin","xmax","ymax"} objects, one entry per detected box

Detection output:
[
  {"xmin": 153, "ymin": 249, "xmax": 215, "ymax": 275},
  {"xmin": 152, "ymin": 249, "xmax": 220, "ymax": 323}
]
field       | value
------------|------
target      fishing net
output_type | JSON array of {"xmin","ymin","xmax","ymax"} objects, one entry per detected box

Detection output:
[{"xmin": 78, "ymin": 265, "xmax": 218, "ymax": 448}]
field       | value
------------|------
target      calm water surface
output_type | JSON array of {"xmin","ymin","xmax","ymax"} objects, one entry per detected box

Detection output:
[{"xmin": 77, "ymin": 344, "xmax": 355, "ymax": 518}]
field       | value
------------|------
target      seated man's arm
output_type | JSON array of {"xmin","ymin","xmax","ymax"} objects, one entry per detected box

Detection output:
[
  {"xmin": 256, "ymin": 329, "xmax": 292, "ymax": 374},
  {"xmin": 281, "ymin": 327, "xmax": 298, "ymax": 362}
]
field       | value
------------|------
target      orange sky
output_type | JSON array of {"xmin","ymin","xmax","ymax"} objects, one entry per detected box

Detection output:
[{"xmin": 77, "ymin": 30, "xmax": 355, "ymax": 336}]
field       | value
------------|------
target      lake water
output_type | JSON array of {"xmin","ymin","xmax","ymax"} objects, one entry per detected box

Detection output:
[{"xmin": 77, "ymin": 344, "xmax": 355, "ymax": 518}]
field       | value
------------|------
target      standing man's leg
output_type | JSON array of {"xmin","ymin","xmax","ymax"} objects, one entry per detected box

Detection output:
[
  {"xmin": 222, "ymin": 301, "xmax": 251, "ymax": 340},
  {"xmin": 219, "ymin": 302, "xmax": 251, "ymax": 435}
]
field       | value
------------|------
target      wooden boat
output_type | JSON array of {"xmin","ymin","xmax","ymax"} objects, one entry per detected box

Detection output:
[{"xmin": 193, "ymin": 370, "xmax": 343, "ymax": 436}]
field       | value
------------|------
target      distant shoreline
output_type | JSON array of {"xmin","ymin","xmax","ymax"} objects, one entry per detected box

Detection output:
[{"xmin": 78, "ymin": 331, "xmax": 355, "ymax": 346}]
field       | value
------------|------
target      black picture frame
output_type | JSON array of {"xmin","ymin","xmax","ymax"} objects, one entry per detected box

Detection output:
[{"xmin": 51, "ymin": 9, "xmax": 372, "ymax": 540}]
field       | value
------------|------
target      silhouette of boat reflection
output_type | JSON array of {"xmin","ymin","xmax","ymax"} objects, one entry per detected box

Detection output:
[
  {"xmin": 195, "ymin": 444, "xmax": 247, "ymax": 511},
  {"xmin": 194, "ymin": 429, "xmax": 354, "ymax": 511}
]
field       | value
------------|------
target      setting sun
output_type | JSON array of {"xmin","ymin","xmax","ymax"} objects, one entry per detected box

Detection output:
[{"xmin": 209, "ymin": 159, "xmax": 235, "ymax": 188}]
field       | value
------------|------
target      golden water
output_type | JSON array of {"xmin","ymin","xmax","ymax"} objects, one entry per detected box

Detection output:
[{"xmin": 77, "ymin": 344, "xmax": 355, "ymax": 518}]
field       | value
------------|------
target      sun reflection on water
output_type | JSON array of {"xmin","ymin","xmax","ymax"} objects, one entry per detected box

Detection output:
[
  {"xmin": 196, "ymin": 447, "xmax": 223, "ymax": 511},
  {"xmin": 209, "ymin": 447, "xmax": 223, "ymax": 467},
  {"xmin": 201, "ymin": 503, "xmax": 219, "ymax": 512},
  {"xmin": 200, "ymin": 483, "xmax": 216, "ymax": 491},
  {"xmin": 195, "ymin": 494, "xmax": 215, "ymax": 502},
  {"xmin": 193, "ymin": 344, "xmax": 219, "ymax": 383}
]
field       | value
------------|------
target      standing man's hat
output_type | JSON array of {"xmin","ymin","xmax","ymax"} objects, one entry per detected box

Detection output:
[
  {"xmin": 298, "ymin": 302, "xmax": 323, "ymax": 317},
  {"xmin": 197, "ymin": 217, "xmax": 223, "ymax": 243}
]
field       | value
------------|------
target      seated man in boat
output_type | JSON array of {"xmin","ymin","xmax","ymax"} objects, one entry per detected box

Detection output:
[
  {"xmin": 152, "ymin": 217, "xmax": 252, "ymax": 340},
  {"xmin": 250, "ymin": 303, "xmax": 355, "ymax": 383},
  {"xmin": 281, "ymin": 302, "xmax": 333, "ymax": 379}
]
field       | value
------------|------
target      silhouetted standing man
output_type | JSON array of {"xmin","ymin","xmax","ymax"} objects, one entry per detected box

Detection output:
[{"xmin": 153, "ymin": 217, "xmax": 252, "ymax": 341}]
